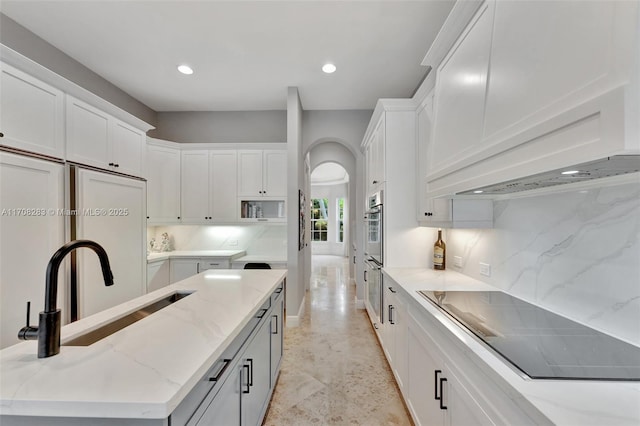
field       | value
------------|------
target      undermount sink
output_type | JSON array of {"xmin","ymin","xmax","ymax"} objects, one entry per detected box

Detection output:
[{"xmin": 63, "ymin": 291, "xmax": 194, "ymax": 347}]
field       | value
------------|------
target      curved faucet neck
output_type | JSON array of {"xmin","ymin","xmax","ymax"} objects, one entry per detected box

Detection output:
[{"xmin": 44, "ymin": 240, "xmax": 114, "ymax": 313}]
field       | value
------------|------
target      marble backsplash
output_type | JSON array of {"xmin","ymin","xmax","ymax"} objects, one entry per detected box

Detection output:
[
  {"xmin": 447, "ymin": 181, "xmax": 640, "ymax": 346},
  {"xmin": 148, "ymin": 224, "xmax": 287, "ymax": 257}
]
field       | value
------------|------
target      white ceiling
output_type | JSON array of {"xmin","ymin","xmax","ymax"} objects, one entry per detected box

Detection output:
[
  {"xmin": 0, "ymin": 1, "xmax": 454, "ymax": 112},
  {"xmin": 311, "ymin": 162, "xmax": 349, "ymax": 185}
]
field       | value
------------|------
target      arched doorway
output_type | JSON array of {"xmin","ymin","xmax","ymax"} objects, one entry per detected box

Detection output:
[{"xmin": 310, "ymin": 162, "xmax": 349, "ymax": 256}]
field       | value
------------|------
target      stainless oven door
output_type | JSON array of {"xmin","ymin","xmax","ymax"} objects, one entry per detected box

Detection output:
[
  {"xmin": 364, "ymin": 204, "xmax": 382, "ymax": 265},
  {"xmin": 364, "ymin": 259, "xmax": 383, "ymax": 325}
]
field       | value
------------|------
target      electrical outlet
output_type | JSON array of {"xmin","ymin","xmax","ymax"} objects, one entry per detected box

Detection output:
[
  {"xmin": 453, "ymin": 256, "xmax": 463, "ymax": 268},
  {"xmin": 228, "ymin": 240, "xmax": 238, "ymax": 246},
  {"xmin": 479, "ymin": 262, "xmax": 491, "ymax": 277}
]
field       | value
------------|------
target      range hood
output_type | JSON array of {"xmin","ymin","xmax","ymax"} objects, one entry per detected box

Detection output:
[{"xmin": 457, "ymin": 155, "xmax": 640, "ymax": 195}]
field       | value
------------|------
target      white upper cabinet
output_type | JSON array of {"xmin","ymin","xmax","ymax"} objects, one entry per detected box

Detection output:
[
  {"xmin": 147, "ymin": 141, "xmax": 181, "ymax": 224},
  {"xmin": 423, "ymin": 0, "xmax": 640, "ymax": 197},
  {"xmin": 430, "ymin": 0, "xmax": 494, "ymax": 177},
  {"xmin": 238, "ymin": 149, "xmax": 286, "ymax": 197},
  {"xmin": 263, "ymin": 150, "xmax": 287, "ymax": 197},
  {"xmin": 180, "ymin": 150, "xmax": 210, "ymax": 223},
  {"xmin": 0, "ymin": 62, "xmax": 65, "ymax": 158},
  {"xmin": 181, "ymin": 149, "xmax": 238, "ymax": 224},
  {"xmin": 66, "ymin": 95, "xmax": 146, "ymax": 177},
  {"xmin": 365, "ymin": 116, "xmax": 386, "ymax": 195},
  {"xmin": 210, "ymin": 150, "xmax": 238, "ymax": 222}
]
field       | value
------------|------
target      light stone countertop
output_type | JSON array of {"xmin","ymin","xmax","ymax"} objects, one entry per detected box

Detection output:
[
  {"xmin": 146, "ymin": 250, "xmax": 246, "ymax": 263},
  {"xmin": 0, "ymin": 269, "xmax": 287, "ymax": 419},
  {"xmin": 383, "ymin": 267, "xmax": 640, "ymax": 426}
]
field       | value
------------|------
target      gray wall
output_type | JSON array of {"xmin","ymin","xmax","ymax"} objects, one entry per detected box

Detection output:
[
  {"xmin": 152, "ymin": 111, "xmax": 287, "ymax": 143},
  {"xmin": 0, "ymin": 13, "xmax": 157, "ymax": 126}
]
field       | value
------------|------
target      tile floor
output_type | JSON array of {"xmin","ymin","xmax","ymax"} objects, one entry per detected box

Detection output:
[{"xmin": 263, "ymin": 255, "xmax": 413, "ymax": 425}]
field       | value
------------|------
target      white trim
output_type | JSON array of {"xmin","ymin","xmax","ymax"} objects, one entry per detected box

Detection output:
[
  {"xmin": 421, "ymin": 0, "xmax": 484, "ymax": 69},
  {"xmin": 178, "ymin": 142, "xmax": 287, "ymax": 151},
  {"xmin": 286, "ymin": 293, "xmax": 306, "ymax": 328},
  {"xmin": 0, "ymin": 44, "xmax": 154, "ymax": 133}
]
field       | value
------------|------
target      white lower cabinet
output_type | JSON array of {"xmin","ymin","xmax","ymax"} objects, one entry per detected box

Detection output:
[
  {"xmin": 174, "ymin": 282, "xmax": 285, "ymax": 426},
  {"xmin": 147, "ymin": 259, "xmax": 170, "ymax": 293},
  {"xmin": 381, "ymin": 275, "xmax": 542, "ymax": 426},
  {"xmin": 169, "ymin": 257, "xmax": 231, "ymax": 284},
  {"xmin": 407, "ymin": 309, "xmax": 495, "ymax": 426}
]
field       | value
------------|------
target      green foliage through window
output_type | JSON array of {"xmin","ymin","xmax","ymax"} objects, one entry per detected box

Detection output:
[{"xmin": 311, "ymin": 198, "xmax": 329, "ymax": 241}]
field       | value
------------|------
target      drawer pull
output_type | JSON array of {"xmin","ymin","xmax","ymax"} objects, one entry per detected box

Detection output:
[
  {"xmin": 256, "ymin": 308, "xmax": 268, "ymax": 319},
  {"xmin": 388, "ymin": 286, "xmax": 397, "ymax": 293},
  {"xmin": 208, "ymin": 359, "xmax": 232, "ymax": 382},
  {"xmin": 242, "ymin": 364, "xmax": 251, "ymax": 394},
  {"xmin": 435, "ymin": 370, "xmax": 442, "ymax": 400},
  {"xmin": 271, "ymin": 315, "xmax": 278, "ymax": 335},
  {"xmin": 439, "ymin": 378, "xmax": 448, "ymax": 410}
]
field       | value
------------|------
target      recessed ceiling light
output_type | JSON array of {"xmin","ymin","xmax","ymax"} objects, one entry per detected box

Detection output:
[
  {"xmin": 322, "ymin": 63, "xmax": 336, "ymax": 74},
  {"xmin": 473, "ymin": 190, "xmax": 484, "ymax": 194},
  {"xmin": 177, "ymin": 64, "xmax": 194, "ymax": 75},
  {"xmin": 561, "ymin": 170, "xmax": 580, "ymax": 175}
]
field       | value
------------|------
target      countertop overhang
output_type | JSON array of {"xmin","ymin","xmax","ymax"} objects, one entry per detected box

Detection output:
[
  {"xmin": 383, "ymin": 267, "xmax": 640, "ymax": 426},
  {"xmin": 0, "ymin": 269, "xmax": 287, "ymax": 419}
]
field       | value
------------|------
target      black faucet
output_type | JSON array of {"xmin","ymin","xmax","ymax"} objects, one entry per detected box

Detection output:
[{"xmin": 18, "ymin": 240, "xmax": 114, "ymax": 358}]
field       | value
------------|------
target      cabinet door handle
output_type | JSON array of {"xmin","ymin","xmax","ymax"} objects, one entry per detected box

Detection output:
[
  {"xmin": 208, "ymin": 359, "xmax": 232, "ymax": 382},
  {"xmin": 274, "ymin": 287, "xmax": 283, "ymax": 294},
  {"xmin": 0, "ymin": 132, "xmax": 4, "ymax": 138},
  {"xmin": 108, "ymin": 162, "xmax": 115, "ymax": 166},
  {"xmin": 256, "ymin": 308, "xmax": 268, "ymax": 319},
  {"xmin": 272, "ymin": 315, "xmax": 278, "ymax": 334},
  {"xmin": 372, "ymin": 180, "xmax": 378, "ymax": 184},
  {"xmin": 388, "ymin": 286, "xmax": 397, "ymax": 293},
  {"xmin": 114, "ymin": 163, "xmax": 119, "ymax": 168},
  {"xmin": 209, "ymin": 263, "xmax": 219, "ymax": 266},
  {"xmin": 364, "ymin": 270, "xmax": 368, "ymax": 282},
  {"xmin": 247, "ymin": 358, "xmax": 254, "ymax": 386},
  {"xmin": 439, "ymin": 378, "xmax": 448, "ymax": 410},
  {"xmin": 242, "ymin": 364, "xmax": 251, "ymax": 394},
  {"xmin": 388, "ymin": 305, "xmax": 395, "ymax": 324},
  {"xmin": 435, "ymin": 370, "xmax": 442, "ymax": 400}
]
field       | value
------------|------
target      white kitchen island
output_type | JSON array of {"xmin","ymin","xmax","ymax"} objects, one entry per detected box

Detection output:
[{"xmin": 0, "ymin": 269, "xmax": 286, "ymax": 425}]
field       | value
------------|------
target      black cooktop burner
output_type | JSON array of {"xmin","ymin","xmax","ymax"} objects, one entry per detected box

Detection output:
[{"xmin": 418, "ymin": 290, "xmax": 640, "ymax": 381}]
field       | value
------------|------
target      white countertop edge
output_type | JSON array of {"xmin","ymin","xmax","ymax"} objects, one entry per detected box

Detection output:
[
  {"xmin": 383, "ymin": 267, "xmax": 640, "ymax": 426},
  {"xmin": 0, "ymin": 269, "xmax": 288, "ymax": 419},
  {"xmin": 146, "ymin": 250, "xmax": 247, "ymax": 262}
]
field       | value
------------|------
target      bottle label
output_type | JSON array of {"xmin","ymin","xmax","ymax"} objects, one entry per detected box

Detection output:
[{"xmin": 434, "ymin": 247, "xmax": 444, "ymax": 266}]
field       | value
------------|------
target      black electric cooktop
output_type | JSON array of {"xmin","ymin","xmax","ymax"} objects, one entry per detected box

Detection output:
[{"xmin": 418, "ymin": 290, "xmax": 640, "ymax": 381}]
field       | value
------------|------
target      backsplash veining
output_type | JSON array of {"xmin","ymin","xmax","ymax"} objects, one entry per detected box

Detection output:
[{"xmin": 448, "ymin": 182, "xmax": 640, "ymax": 346}]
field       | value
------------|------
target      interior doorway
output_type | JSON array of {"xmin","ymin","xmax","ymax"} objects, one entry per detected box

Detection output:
[{"xmin": 309, "ymin": 162, "xmax": 349, "ymax": 258}]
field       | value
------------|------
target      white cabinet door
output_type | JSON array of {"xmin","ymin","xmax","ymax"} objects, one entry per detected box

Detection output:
[
  {"xmin": 147, "ymin": 144, "xmax": 181, "ymax": 224},
  {"xmin": 210, "ymin": 151, "xmax": 238, "ymax": 222},
  {"xmin": 147, "ymin": 260, "xmax": 170, "ymax": 293},
  {"xmin": 66, "ymin": 95, "xmax": 110, "ymax": 169},
  {"xmin": 181, "ymin": 150, "xmax": 210, "ymax": 223},
  {"xmin": 241, "ymin": 317, "xmax": 272, "ymax": 426},
  {"xmin": 111, "ymin": 120, "xmax": 145, "ymax": 177},
  {"xmin": 443, "ymin": 364, "xmax": 496, "ymax": 426},
  {"xmin": 263, "ymin": 150, "xmax": 286, "ymax": 197},
  {"xmin": 431, "ymin": 0, "xmax": 493, "ymax": 175},
  {"xmin": 67, "ymin": 95, "xmax": 147, "ymax": 177},
  {"xmin": 75, "ymin": 169, "xmax": 146, "ymax": 318},
  {"xmin": 407, "ymin": 315, "xmax": 445, "ymax": 426},
  {"xmin": 0, "ymin": 153, "xmax": 64, "ymax": 349},
  {"xmin": 170, "ymin": 258, "xmax": 199, "ymax": 284},
  {"xmin": 195, "ymin": 363, "xmax": 242, "ymax": 426},
  {"xmin": 0, "ymin": 62, "xmax": 64, "ymax": 158},
  {"xmin": 390, "ymin": 287, "xmax": 408, "ymax": 391},
  {"xmin": 237, "ymin": 150, "xmax": 263, "ymax": 197},
  {"xmin": 270, "ymin": 294, "xmax": 284, "ymax": 384}
]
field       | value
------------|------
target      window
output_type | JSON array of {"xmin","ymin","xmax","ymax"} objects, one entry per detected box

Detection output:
[
  {"xmin": 311, "ymin": 198, "xmax": 328, "ymax": 241},
  {"xmin": 337, "ymin": 198, "xmax": 344, "ymax": 243}
]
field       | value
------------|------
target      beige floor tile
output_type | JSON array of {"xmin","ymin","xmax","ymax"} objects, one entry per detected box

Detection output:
[{"xmin": 264, "ymin": 255, "xmax": 413, "ymax": 426}]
